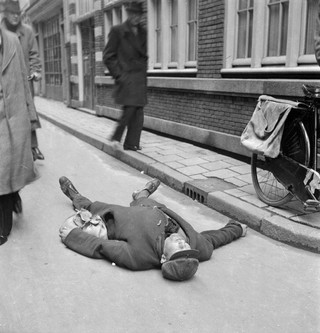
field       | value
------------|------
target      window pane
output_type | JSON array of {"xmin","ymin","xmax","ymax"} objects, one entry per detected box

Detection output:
[
  {"xmin": 155, "ymin": 0, "xmax": 161, "ymax": 63},
  {"xmin": 187, "ymin": 0, "xmax": 198, "ymax": 62},
  {"xmin": 268, "ymin": 4, "xmax": 280, "ymax": 56},
  {"xmin": 170, "ymin": 0, "xmax": 178, "ymax": 62},
  {"xmin": 280, "ymin": 1, "xmax": 288, "ymax": 55},
  {"xmin": 236, "ymin": 0, "xmax": 253, "ymax": 59},
  {"xmin": 43, "ymin": 14, "xmax": 62, "ymax": 86},
  {"xmin": 305, "ymin": 0, "xmax": 318, "ymax": 54},
  {"xmin": 239, "ymin": 0, "xmax": 248, "ymax": 10},
  {"xmin": 237, "ymin": 12, "xmax": 247, "ymax": 58},
  {"xmin": 267, "ymin": 0, "xmax": 288, "ymax": 57}
]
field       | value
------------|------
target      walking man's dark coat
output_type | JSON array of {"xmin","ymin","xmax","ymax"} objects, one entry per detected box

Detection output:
[{"xmin": 103, "ymin": 20, "xmax": 148, "ymax": 107}]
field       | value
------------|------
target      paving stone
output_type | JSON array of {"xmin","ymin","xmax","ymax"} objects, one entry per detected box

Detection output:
[
  {"xmin": 230, "ymin": 164, "xmax": 252, "ymax": 174},
  {"xmin": 203, "ymin": 169, "xmax": 240, "ymax": 179},
  {"xmin": 156, "ymin": 154, "xmax": 183, "ymax": 163},
  {"xmin": 180, "ymin": 157, "xmax": 208, "ymax": 166},
  {"xmin": 225, "ymin": 177, "xmax": 249, "ymax": 187},
  {"xmin": 166, "ymin": 161, "xmax": 185, "ymax": 169},
  {"xmin": 200, "ymin": 160, "xmax": 232, "ymax": 171},
  {"xmin": 234, "ymin": 173, "xmax": 253, "ymax": 184},
  {"xmin": 240, "ymin": 194, "xmax": 269, "ymax": 208},
  {"xmin": 177, "ymin": 165, "xmax": 208, "ymax": 176}
]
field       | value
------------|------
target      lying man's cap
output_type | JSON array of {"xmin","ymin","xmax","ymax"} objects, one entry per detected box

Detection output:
[{"xmin": 161, "ymin": 249, "xmax": 200, "ymax": 281}]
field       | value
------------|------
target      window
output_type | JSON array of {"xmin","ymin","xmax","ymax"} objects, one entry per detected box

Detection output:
[
  {"xmin": 224, "ymin": 0, "xmax": 319, "ymax": 74},
  {"xmin": 104, "ymin": 4, "xmax": 126, "ymax": 44},
  {"xmin": 304, "ymin": 0, "xmax": 318, "ymax": 54},
  {"xmin": 77, "ymin": 0, "xmax": 94, "ymax": 16},
  {"xmin": 237, "ymin": 0, "xmax": 253, "ymax": 59},
  {"xmin": 43, "ymin": 15, "xmax": 62, "ymax": 86},
  {"xmin": 148, "ymin": 0, "xmax": 198, "ymax": 72},
  {"xmin": 187, "ymin": 0, "xmax": 198, "ymax": 62},
  {"xmin": 170, "ymin": 0, "xmax": 178, "ymax": 64},
  {"xmin": 155, "ymin": 0, "xmax": 162, "ymax": 64},
  {"xmin": 267, "ymin": 0, "xmax": 289, "ymax": 57}
]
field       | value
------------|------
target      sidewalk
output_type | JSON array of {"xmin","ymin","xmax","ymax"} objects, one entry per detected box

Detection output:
[{"xmin": 34, "ymin": 96, "xmax": 320, "ymax": 253}]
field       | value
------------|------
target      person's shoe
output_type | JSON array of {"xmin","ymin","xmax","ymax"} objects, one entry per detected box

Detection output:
[
  {"xmin": 32, "ymin": 147, "xmax": 44, "ymax": 160},
  {"xmin": 13, "ymin": 192, "xmax": 22, "ymax": 214},
  {"xmin": 124, "ymin": 145, "xmax": 138, "ymax": 151},
  {"xmin": 0, "ymin": 235, "xmax": 8, "ymax": 246},
  {"xmin": 110, "ymin": 140, "xmax": 121, "ymax": 150},
  {"xmin": 59, "ymin": 176, "xmax": 80, "ymax": 201},
  {"xmin": 132, "ymin": 178, "xmax": 161, "ymax": 200}
]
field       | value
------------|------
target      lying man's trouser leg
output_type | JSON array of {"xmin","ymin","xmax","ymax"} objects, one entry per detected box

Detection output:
[{"xmin": 72, "ymin": 195, "xmax": 93, "ymax": 211}]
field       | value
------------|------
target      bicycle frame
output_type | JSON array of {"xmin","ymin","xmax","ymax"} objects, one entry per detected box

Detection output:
[{"xmin": 250, "ymin": 85, "xmax": 320, "ymax": 210}]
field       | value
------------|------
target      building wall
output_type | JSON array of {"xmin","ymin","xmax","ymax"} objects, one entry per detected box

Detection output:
[
  {"xmin": 40, "ymin": 0, "xmax": 320, "ymax": 158},
  {"xmin": 95, "ymin": 0, "xmax": 255, "ymax": 156}
]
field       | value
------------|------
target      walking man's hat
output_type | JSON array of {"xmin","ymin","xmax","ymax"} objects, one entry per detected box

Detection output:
[
  {"xmin": 4, "ymin": 0, "xmax": 21, "ymax": 13},
  {"xmin": 125, "ymin": 1, "xmax": 143, "ymax": 14}
]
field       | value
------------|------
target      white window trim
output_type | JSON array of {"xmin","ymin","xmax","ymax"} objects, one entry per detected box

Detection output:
[
  {"xmin": 223, "ymin": 0, "xmax": 318, "ymax": 74},
  {"xmin": 147, "ymin": 0, "xmax": 197, "ymax": 73}
]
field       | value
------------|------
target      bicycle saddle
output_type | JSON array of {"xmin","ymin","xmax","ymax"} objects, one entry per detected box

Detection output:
[{"xmin": 302, "ymin": 84, "xmax": 320, "ymax": 98}]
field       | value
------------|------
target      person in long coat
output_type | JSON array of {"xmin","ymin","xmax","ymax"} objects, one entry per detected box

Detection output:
[
  {"xmin": 58, "ymin": 177, "xmax": 247, "ymax": 281},
  {"xmin": 103, "ymin": 1, "xmax": 148, "ymax": 151},
  {"xmin": 0, "ymin": 26, "xmax": 38, "ymax": 245},
  {"xmin": 2, "ymin": 0, "xmax": 44, "ymax": 161}
]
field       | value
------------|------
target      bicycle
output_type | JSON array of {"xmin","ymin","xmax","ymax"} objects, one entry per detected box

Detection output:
[{"xmin": 249, "ymin": 84, "xmax": 320, "ymax": 211}]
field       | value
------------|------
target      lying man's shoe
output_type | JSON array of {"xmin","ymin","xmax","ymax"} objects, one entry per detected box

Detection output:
[
  {"xmin": 59, "ymin": 176, "xmax": 80, "ymax": 201},
  {"xmin": 132, "ymin": 178, "xmax": 160, "ymax": 200}
]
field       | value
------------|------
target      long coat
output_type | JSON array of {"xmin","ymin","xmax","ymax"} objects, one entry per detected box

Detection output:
[
  {"xmin": 0, "ymin": 27, "xmax": 38, "ymax": 195},
  {"xmin": 103, "ymin": 20, "xmax": 148, "ymax": 107},
  {"xmin": 1, "ymin": 20, "xmax": 41, "ymax": 128},
  {"xmin": 63, "ymin": 198, "xmax": 242, "ymax": 271}
]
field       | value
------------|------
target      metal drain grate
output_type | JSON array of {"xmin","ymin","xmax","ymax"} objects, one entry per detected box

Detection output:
[
  {"xmin": 184, "ymin": 185, "xmax": 206, "ymax": 204},
  {"xmin": 184, "ymin": 178, "xmax": 236, "ymax": 205}
]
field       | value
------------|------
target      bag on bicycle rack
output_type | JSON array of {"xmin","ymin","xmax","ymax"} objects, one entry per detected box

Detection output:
[{"xmin": 241, "ymin": 95, "xmax": 300, "ymax": 158}]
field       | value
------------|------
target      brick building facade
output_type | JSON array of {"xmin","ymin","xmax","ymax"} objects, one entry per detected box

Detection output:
[{"xmin": 27, "ymin": 0, "xmax": 320, "ymax": 158}]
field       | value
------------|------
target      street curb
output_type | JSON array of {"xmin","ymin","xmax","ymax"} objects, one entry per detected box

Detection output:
[
  {"xmin": 261, "ymin": 215, "xmax": 320, "ymax": 253},
  {"xmin": 39, "ymin": 112, "xmax": 320, "ymax": 253},
  {"xmin": 207, "ymin": 191, "xmax": 272, "ymax": 231}
]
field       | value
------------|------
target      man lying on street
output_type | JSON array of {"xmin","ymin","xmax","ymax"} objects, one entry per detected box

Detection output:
[{"xmin": 59, "ymin": 177, "xmax": 247, "ymax": 281}]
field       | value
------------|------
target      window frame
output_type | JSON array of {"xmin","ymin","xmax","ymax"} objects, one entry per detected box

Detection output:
[
  {"xmin": 224, "ymin": 0, "xmax": 319, "ymax": 75},
  {"xmin": 148, "ymin": 0, "xmax": 198, "ymax": 74}
]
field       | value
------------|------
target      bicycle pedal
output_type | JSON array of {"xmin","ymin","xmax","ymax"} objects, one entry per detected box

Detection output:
[
  {"xmin": 305, "ymin": 199, "xmax": 320, "ymax": 206},
  {"xmin": 304, "ymin": 200, "xmax": 320, "ymax": 212}
]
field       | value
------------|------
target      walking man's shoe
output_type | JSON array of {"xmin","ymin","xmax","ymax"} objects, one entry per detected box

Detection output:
[
  {"xmin": 132, "ymin": 178, "xmax": 160, "ymax": 200},
  {"xmin": 32, "ymin": 147, "xmax": 44, "ymax": 161},
  {"xmin": 59, "ymin": 176, "xmax": 80, "ymax": 201}
]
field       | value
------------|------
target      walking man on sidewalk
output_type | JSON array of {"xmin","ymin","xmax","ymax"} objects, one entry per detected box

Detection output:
[
  {"xmin": 103, "ymin": 1, "xmax": 147, "ymax": 151},
  {"xmin": 58, "ymin": 176, "xmax": 247, "ymax": 281}
]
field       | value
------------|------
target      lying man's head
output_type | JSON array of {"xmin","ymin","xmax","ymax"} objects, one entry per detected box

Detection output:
[{"xmin": 161, "ymin": 233, "xmax": 199, "ymax": 282}]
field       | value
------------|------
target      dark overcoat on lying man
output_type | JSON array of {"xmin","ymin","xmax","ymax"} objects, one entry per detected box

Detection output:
[{"xmin": 62, "ymin": 197, "xmax": 243, "ymax": 271}]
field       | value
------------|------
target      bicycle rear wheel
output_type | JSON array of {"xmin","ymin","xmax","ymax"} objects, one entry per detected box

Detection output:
[{"xmin": 251, "ymin": 120, "xmax": 310, "ymax": 206}]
